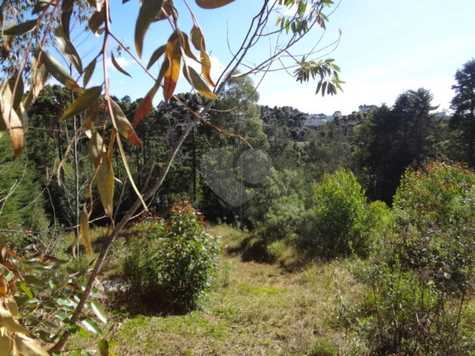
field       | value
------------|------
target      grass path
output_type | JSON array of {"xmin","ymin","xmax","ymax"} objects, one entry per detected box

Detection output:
[{"xmin": 69, "ymin": 225, "xmax": 363, "ymax": 355}]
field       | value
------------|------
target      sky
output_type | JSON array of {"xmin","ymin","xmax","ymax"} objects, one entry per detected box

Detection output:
[{"xmin": 76, "ymin": 0, "xmax": 475, "ymax": 115}]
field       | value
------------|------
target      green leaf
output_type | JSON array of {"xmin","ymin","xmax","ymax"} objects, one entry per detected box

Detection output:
[
  {"xmin": 195, "ymin": 0, "xmax": 234, "ymax": 9},
  {"xmin": 89, "ymin": 131, "xmax": 105, "ymax": 167},
  {"xmin": 98, "ymin": 339, "xmax": 110, "ymax": 356},
  {"xmin": 178, "ymin": 32, "xmax": 198, "ymax": 62},
  {"xmin": 111, "ymin": 53, "xmax": 131, "ymax": 77},
  {"xmin": 79, "ymin": 319, "xmax": 100, "ymax": 335},
  {"xmin": 146, "ymin": 45, "xmax": 166, "ymax": 69},
  {"xmin": 191, "ymin": 25, "xmax": 206, "ymax": 52},
  {"xmin": 55, "ymin": 26, "xmax": 83, "ymax": 73},
  {"xmin": 185, "ymin": 66, "xmax": 217, "ymax": 100},
  {"xmin": 96, "ymin": 148, "xmax": 115, "ymax": 217},
  {"xmin": 3, "ymin": 19, "xmax": 37, "ymax": 36},
  {"xmin": 60, "ymin": 86, "xmax": 102, "ymax": 121},
  {"xmin": 135, "ymin": 0, "xmax": 165, "ymax": 57},
  {"xmin": 83, "ymin": 58, "xmax": 97, "ymax": 87},
  {"xmin": 91, "ymin": 302, "xmax": 108, "ymax": 324},
  {"xmin": 42, "ymin": 51, "xmax": 80, "ymax": 91},
  {"xmin": 18, "ymin": 281, "xmax": 33, "ymax": 299}
]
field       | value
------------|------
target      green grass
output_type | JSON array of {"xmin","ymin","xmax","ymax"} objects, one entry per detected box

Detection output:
[{"xmin": 67, "ymin": 225, "xmax": 364, "ymax": 355}]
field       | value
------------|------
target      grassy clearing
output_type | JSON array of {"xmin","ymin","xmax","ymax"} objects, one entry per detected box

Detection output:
[
  {"xmin": 102, "ymin": 255, "xmax": 363, "ymax": 356},
  {"xmin": 67, "ymin": 224, "xmax": 366, "ymax": 355}
]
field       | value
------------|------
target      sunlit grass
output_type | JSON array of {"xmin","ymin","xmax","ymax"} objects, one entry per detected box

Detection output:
[{"xmin": 68, "ymin": 224, "xmax": 367, "ymax": 355}]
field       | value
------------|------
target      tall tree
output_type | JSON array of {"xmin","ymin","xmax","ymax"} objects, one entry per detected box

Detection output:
[
  {"xmin": 356, "ymin": 88, "xmax": 436, "ymax": 203},
  {"xmin": 451, "ymin": 59, "xmax": 475, "ymax": 167}
]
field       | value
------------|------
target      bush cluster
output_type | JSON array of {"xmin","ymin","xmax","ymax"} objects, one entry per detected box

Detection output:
[
  {"xmin": 124, "ymin": 202, "xmax": 219, "ymax": 313},
  {"xmin": 358, "ymin": 267, "xmax": 467, "ymax": 355},
  {"xmin": 250, "ymin": 169, "xmax": 390, "ymax": 262},
  {"xmin": 299, "ymin": 169, "xmax": 371, "ymax": 258},
  {"xmin": 391, "ymin": 162, "xmax": 475, "ymax": 294},
  {"xmin": 347, "ymin": 162, "xmax": 475, "ymax": 354}
]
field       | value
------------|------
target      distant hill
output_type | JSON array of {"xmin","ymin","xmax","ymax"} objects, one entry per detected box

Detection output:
[{"xmin": 260, "ymin": 105, "xmax": 367, "ymax": 141}]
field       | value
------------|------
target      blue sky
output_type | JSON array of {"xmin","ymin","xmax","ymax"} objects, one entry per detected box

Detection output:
[{"xmin": 77, "ymin": 0, "xmax": 475, "ymax": 115}]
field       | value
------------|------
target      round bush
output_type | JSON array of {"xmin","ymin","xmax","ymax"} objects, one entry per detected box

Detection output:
[
  {"xmin": 301, "ymin": 169, "xmax": 369, "ymax": 258},
  {"xmin": 124, "ymin": 203, "xmax": 219, "ymax": 313},
  {"xmin": 392, "ymin": 162, "xmax": 475, "ymax": 294}
]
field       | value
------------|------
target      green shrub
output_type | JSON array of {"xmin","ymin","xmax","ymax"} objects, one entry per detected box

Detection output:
[
  {"xmin": 391, "ymin": 162, "xmax": 475, "ymax": 294},
  {"xmin": 124, "ymin": 203, "xmax": 219, "ymax": 313},
  {"xmin": 262, "ymin": 193, "xmax": 307, "ymax": 241},
  {"xmin": 240, "ymin": 192, "xmax": 306, "ymax": 263},
  {"xmin": 246, "ymin": 168, "xmax": 309, "ymax": 227},
  {"xmin": 354, "ymin": 265, "xmax": 469, "ymax": 355},
  {"xmin": 300, "ymin": 169, "xmax": 369, "ymax": 258},
  {"xmin": 308, "ymin": 337, "xmax": 338, "ymax": 356},
  {"xmin": 365, "ymin": 201, "xmax": 394, "ymax": 254}
]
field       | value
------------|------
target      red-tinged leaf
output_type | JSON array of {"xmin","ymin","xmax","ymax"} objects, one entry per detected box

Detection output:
[
  {"xmin": 110, "ymin": 100, "xmax": 142, "ymax": 146},
  {"xmin": 153, "ymin": 0, "xmax": 175, "ymax": 21},
  {"xmin": 133, "ymin": 82, "xmax": 159, "ymax": 127}
]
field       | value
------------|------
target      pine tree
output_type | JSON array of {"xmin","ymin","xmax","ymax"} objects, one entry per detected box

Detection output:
[{"xmin": 451, "ymin": 59, "xmax": 475, "ymax": 167}]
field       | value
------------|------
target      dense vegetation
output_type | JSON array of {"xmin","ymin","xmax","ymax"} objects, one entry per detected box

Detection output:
[
  {"xmin": 1, "ymin": 56, "xmax": 475, "ymax": 354},
  {"xmin": 0, "ymin": 0, "xmax": 474, "ymax": 350}
]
